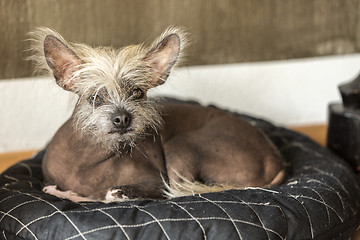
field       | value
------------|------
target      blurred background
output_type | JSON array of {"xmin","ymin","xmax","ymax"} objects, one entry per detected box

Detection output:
[{"xmin": 1, "ymin": 0, "xmax": 360, "ymax": 152}]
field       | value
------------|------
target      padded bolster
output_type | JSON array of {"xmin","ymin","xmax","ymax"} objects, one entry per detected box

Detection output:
[{"xmin": 0, "ymin": 108, "xmax": 359, "ymax": 240}]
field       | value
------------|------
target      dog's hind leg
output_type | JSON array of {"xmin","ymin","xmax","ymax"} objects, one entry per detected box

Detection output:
[
  {"xmin": 105, "ymin": 181, "xmax": 166, "ymax": 201},
  {"xmin": 163, "ymin": 136, "xmax": 200, "ymax": 188}
]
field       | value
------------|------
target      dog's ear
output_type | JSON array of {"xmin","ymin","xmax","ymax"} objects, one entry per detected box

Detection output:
[
  {"xmin": 44, "ymin": 35, "xmax": 82, "ymax": 91},
  {"xmin": 144, "ymin": 33, "xmax": 181, "ymax": 87}
]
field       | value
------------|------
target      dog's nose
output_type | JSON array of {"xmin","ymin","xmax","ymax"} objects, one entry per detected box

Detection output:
[{"xmin": 112, "ymin": 110, "xmax": 132, "ymax": 129}]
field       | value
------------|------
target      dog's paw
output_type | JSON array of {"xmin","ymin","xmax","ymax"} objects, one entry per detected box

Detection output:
[
  {"xmin": 43, "ymin": 185, "xmax": 59, "ymax": 194},
  {"xmin": 105, "ymin": 187, "xmax": 130, "ymax": 202}
]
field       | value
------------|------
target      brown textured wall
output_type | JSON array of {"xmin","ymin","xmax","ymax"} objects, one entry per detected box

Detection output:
[{"xmin": 1, "ymin": 0, "xmax": 360, "ymax": 79}]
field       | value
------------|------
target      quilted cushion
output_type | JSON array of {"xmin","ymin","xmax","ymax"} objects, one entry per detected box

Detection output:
[{"xmin": 0, "ymin": 107, "xmax": 359, "ymax": 239}]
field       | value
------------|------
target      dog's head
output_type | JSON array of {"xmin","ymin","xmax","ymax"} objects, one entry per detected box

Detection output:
[{"xmin": 29, "ymin": 27, "xmax": 187, "ymax": 150}]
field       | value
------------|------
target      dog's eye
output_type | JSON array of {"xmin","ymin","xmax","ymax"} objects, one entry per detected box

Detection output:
[
  {"xmin": 132, "ymin": 88, "xmax": 144, "ymax": 100},
  {"xmin": 88, "ymin": 94, "xmax": 103, "ymax": 106}
]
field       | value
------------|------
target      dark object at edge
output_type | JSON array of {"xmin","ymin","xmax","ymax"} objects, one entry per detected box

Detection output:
[{"xmin": 328, "ymin": 72, "xmax": 360, "ymax": 170}]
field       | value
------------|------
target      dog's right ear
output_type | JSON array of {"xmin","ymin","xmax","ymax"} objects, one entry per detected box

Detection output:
[{"xmin": 44, "ymin": 35, "xmax": 82, "ymax": 91}]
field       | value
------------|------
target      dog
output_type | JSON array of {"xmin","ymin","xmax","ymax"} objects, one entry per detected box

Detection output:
[{"xmin": 28, "ymin": 27, "xmax": 285, "ymax": 202}]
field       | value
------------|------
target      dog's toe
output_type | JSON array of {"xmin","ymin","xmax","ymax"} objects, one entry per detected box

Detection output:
[
  {"xmin": 105, "ymin": 188, "xmax": 129, "ymax": 202},
  {"xmin": 43, "ymin": 185, "xmax": 58, "ymax": 194}
]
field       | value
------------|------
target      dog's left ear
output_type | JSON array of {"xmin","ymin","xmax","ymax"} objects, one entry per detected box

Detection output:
[{"xmin": 144, "ymin": 33, "xmax": 181, "ymax": 87}]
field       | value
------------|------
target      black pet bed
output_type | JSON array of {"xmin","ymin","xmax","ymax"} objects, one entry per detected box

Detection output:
[{"xmin": 0, "ymin": 105, "xmax": 360, "ymax": 240}]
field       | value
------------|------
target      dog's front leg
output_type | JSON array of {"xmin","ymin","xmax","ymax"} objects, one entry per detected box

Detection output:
[{"xmin": 43, "ymin": 185, "xmax": 97, "ymax": 202}]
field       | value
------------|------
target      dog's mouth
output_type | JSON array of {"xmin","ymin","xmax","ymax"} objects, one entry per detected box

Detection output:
[{"xmin": 108, "ymin": 128, "xmax": 133, "ymax": 135}]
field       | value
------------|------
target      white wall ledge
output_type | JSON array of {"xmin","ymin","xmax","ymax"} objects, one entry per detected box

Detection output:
[{"xmin": 1, "ymin": 54, "xmax": 360, "ymax": 152}]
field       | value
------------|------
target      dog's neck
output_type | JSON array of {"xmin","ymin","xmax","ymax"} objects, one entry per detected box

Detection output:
[{"xmin": 68, "ymin": 116, "xmax": 164, "ymax": 163}]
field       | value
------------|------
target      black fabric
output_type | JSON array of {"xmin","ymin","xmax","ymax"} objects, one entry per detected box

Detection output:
[{"xmin": 0, "ymin": 109, "xmax": 360, "ymax": 239}]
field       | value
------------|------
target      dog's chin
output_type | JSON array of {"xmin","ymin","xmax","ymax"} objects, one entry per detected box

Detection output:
[
  {"xmin": 97, "ymin": 124, "xmax": 153, "ymax": 152},
  {"xmin": 106, "ymin": 128, "xmax": 139, "ymax": 149}
]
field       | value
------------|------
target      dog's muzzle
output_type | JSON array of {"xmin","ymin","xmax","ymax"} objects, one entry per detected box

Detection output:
[{"xmin": 111, "ymin": 109, "xmax": 132, "ymax": 133}]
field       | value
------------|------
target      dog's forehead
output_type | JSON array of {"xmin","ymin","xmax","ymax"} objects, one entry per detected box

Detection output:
[
  {"xmin": 114, "ymin": 46, "xmax": 154, "ymax": 92},
  {"xmin": 115, "ymin": 46, "xmax": 149, "ymax": 81},
  {"xmin": 78, "ymin": 45, "xmax": 150, "ymax": 94}
]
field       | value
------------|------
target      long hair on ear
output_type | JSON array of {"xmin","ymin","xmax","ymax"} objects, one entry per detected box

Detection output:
[
  {"xmin": 148, "ymin": 26, "xmax": 189, "ymax": 68},
  {"xmin": 27, "ymin": 28, "xmax": 75, "ymax": 76},
  {"xmin": 27, "ymin": 26, "xmax": 189, "ymax": 96},
  {"xmin": 27, "ymin": 26, "xmax": 188, "ymax": 75}
]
